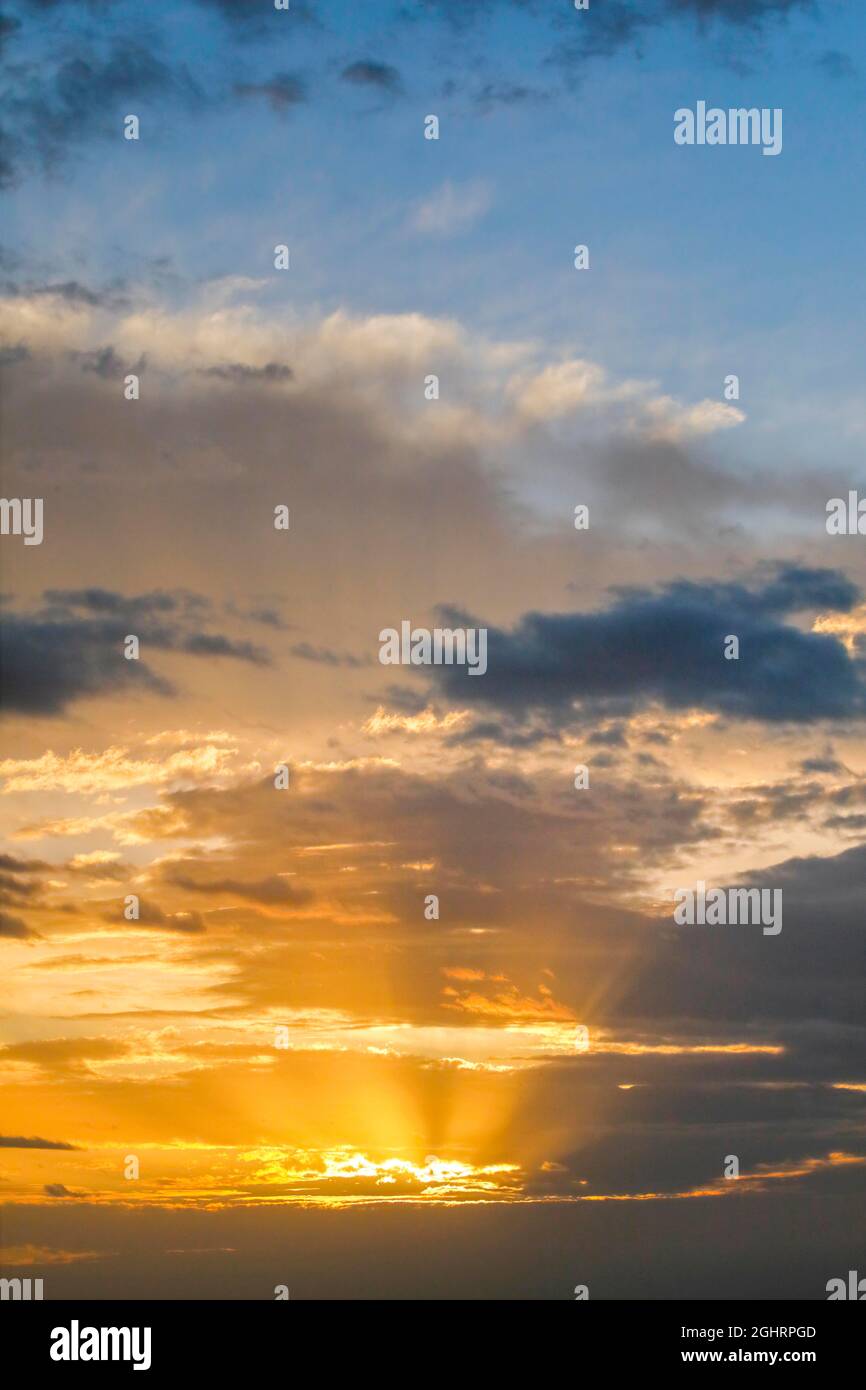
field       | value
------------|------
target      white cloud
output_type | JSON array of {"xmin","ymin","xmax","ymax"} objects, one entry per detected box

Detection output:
[{"xmin": 408, "ymin": 180, "xmax": 492, "ymax": 236}]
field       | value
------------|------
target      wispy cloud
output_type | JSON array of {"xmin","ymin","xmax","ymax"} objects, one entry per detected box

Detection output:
[{"xmin": 408, "ymin": 180, "xmax": 493, "ymax": 236}]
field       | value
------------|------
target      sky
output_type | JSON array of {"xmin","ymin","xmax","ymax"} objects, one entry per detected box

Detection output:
[{"xmin": 1, "ymin": 0, "xmax": 865, "ymax": 1300}]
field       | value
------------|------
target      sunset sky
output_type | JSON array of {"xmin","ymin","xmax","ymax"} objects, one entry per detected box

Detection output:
[{"xmin": 1, "ymin": 0, "xmax": 865, "ymax": 1299}]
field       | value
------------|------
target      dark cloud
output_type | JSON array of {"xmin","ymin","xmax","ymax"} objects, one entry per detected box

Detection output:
[
  {"xmin": 0, "ymin": 1134, "xmax": 78, "ymax": 1149},
  {"xmin": 800, "ymin": 754, "xmax": 845, "ymax": 775},
  {"xmin": 0, "ymin": 590, "xmax": 270, "ymax": 717},
  {"xmin": 378, "ymin": 684, "xmax": 429, "ymax": 715},
  {"xmin": 0, "ymin": 0, "xmax": 821, "ymax": 192},
  {"xmin": 0, "ymin": 280, "xmax": 129, "ymax": 311},
  {"xmin": 200, "ymin": 362, "xmax": 294, "ymax": 384},
  {"xmin": 587, "ymin": 724, "xmax": 628, "ymax": 747},
  {"xmin": 405, "ymin": 0, "xmax": 541, "ymax": 28},
  {"xmin": 532, "ymin": 0, "xmax": 818, "ymax": 73},
  {"xmin": 824, "ymin": 813, "xmax": 866, "ymax": 833},
  {"xmin": 474, "ymin": 82, "xmax": 548, "ymax": 110},
  {"xmin": 667, "ymin": 0, "xmax": 812, "ymax": 21},
  {"xmin": 163, "ymin": 870, "xmax": 313, "ymax": 907},
  {"xmin": 0, "ymin": 871, "xmax": 41, "ymax": 903},
  {"xmin": 181, "ymin": 633, "xmax": 269, "ymax": 663},
  {"xmin": 29, "ymin": 281, "xmax": 107, "ymax": 306},
  {"xmin": 41, "ymin": 588, "xmax": 198, "ymax": 617},
  {"xmin": 0, "ymin": 854, "xmax": 50, "ymax": 873},
  {"xmin": 224, "ymin": 600, "xmax": 290, "ymax": 629},
  {"xmin": 0, "ymin": 909, "xmax": 36, "ymax": 938},
  {"xmin": 445, "ymin": 718, "xmax": 553, "ymax": 748},
  {"xmin": 816, "ymin": 48, "xmax": 856, "ymax": 80},
  {"xmin": 430, "ymin": 567, "xmax": 866, "ymax": 726},
  {"xmin": 619, "ymin": 840, "xmax": 866, "ymax": 1030},
  {"xmin": 76, "ymin": 345, "xmax": 144, "ymax": 380},
  {"xmin": 341, "ymin": 61, "xmax": 402, "ymax": 94},
  {"xmin": 0, "ymin": 610, "xmax": 171, "ymax": 717},
  {"xmin": 0, "ymin": 13, "xmax": 22, "ymax": 54},
  {"xmin": 100, "ymin": 900, "xmax": 206, "ymax": 933},
  {"xmin": 565, "ymin": 0, "xmax": 654, "ymax": 60},
  {"xmin": 416, "ymin": 0, "xmax": 812, "ymax": 28},
  {"xmin": 0, "ymin": 857, "xmax": 51, "ymax": 930},
  {"xmin": 0, "ymin": 342, "xmax": 30, "ymax": 366},
  {"xmin": 195, "ymin": 0, "xmax": 317, "ymax": 23},
  {"xmin": 290, "ymin": 641, "xmax": 365, "ymax": 668},
  {"xmin": 553, "ymin": 0, "xmax": 817, "ymax": 69},
  {"xmin": 0, "ymin": 38, "xmax": 201, "ymax": 185},
  {"xmin": 2, "ymin": 1037, "xmax": 128, "ymax": 1069},
  {"xmin": 10, "ymin": 0, "xmax": 115, "ymax": 8},
  {"xmin": 233, "ymin": 73, "xmax": 307, "ymax": 112},
  {"xmin": 246, "ymin": 607, "xmax": 286, "ymax": 628}
]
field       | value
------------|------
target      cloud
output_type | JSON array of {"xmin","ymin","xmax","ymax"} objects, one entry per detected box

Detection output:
[
  {"xmin": 800, "ymin": 754, "xmax": 845, "ymax": 775},
  {"xmin": 0, "ymin": 14, "xmax": 21, "ymax": 55},
  {"xmin": 0, "ymin": 854, "xmax": 50, "ymax": 873},
  {"xmin": 409, "ymin": 180, "xmax": 492, "ymax": 236},
  {"xmin": 620, "ymin": 839, "xmax": 866, "ymax": 1032},
  {"xmin": 100, "ymin": 900, "xmax": 206, "ymax": 933},
  {"xmin": 2, "ymin": 1037, "xmax": 130, "ymax": 1072},
  {"xmin": 194, "ymin": 0, "xmax": 318, "ymax": 23},
  {"xmin": 234, "ymin": 73, "xmax": 307, "ymax": 113},
  {"xmin": 816, "ymin": 49, "xmax": 856, "ymax": 81},
  {"xmin": 76, "ymin": 345, "xmax": 144, "ymax": 379},
  {"xmin": 0, "ymin": 909, "xmax": 37, "ymax": 938},
  {"xmin": 474, "ymin": 82, "xmax": 548, "ymax": 111},
  {"xmin": 290, "ymin": 642, "xmax": 366, "ymax": 668},
  {"xmin": 405, "ymin": 0, "xmax": 542, "ymax": 28},
  {"xmin": 341, "ymin": 61, "xmax": 402, "ymax": 94},
  {"xmin": 0, "ymin": 1134, "xmax": 78, "ymax": 1149},
  {"xmin": 416, "ymin": 0, "xmax": 812, "ymax": 31},
  {"xmin": 429, "ymin": 567, "xmax": 866, "ymax": 725},
  {"xmin": 162, "ymin": 870, "xmax": 314, "ymax": 908},
  {"xmin": 0, "ymin": 38, "xmax": 201, "ymax": 186},
  {"xmin": 0, "ymin": 287, "xmax": 744, "ymax": 454},
  {"xmin": 562, "ymin": 0, "xmax": 655, "ymax": 61},
  {"xmin": 29, "ymin": 281, "xmax": 117, "ymax": 307},
  {"xmin": 0, "ymin": 741, "xmax": 240, "ymax": 795},
  {"xmin": 0, "ymin": 342, "xmax": 29, "ymax": 366},
  {"xmin": 0, "ymin": 590, "xmax": 270, "ymax": 717},
  {"xmin": 508, "ymin": 359, "xmax": 744, "ymax": 438},
  {"xmin": 0, "ymin": 0, "xmax": 822, "ymax": 194},
  {"xmin": 199, "ymin": 361, "xmax": 294, "ymax": 384},
  {"xmin": 0, "ymin": 607, "xmax": 171, "ymax": 716},
  {"xmin": 0, "ymin": 1245, "xmax": 105, "ymax": 1266},
  {"xmin": 667, "ymin": 0, "xmax": 812, "ymax": 22}
]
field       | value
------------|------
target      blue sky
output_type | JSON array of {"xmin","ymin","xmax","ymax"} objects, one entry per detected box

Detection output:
[{"xmin": 4, "ymin": 0, "xmax": 864, "ymax": 471}]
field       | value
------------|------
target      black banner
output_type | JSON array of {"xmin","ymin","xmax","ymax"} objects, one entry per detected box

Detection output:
[{"xmin": 5, "ymin": 1300, "xmax": 862, "ymax": 1376}]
